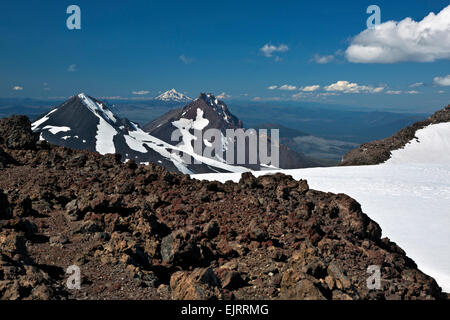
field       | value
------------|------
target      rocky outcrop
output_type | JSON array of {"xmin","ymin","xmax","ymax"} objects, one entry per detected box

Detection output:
[
  {"xmin": 0, "ymin": 115, "xmax": 446, "ymax": 300},
  {"xmin": 341, "ymin": 105, "xmax": 450, "ymax": 166},
  {"xmin": 0, "ymin": 115, "xmax": 37, "ymax": 150}
]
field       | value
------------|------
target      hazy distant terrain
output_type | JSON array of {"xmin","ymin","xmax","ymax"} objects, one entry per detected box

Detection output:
[{"xmin": 0, "ymin": 98, "xmax": 427, "ymax": 164}]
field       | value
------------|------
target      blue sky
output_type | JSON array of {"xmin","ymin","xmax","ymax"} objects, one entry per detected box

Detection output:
[{"xmin": 1, "ymin": 0, "xmax": 449, "ymax": 112}]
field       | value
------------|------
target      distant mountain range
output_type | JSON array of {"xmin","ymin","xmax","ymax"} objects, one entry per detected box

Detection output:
[
  {"xmin": 31, "ymin": 93, "xmax": 320, "ymax": 174},
  {"xmin": 1, "ymin": 93, "xmax": 429, "ymax": 163}
]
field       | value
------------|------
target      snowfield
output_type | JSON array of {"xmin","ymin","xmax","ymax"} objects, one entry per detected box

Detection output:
[{"xmin": 193, "ymin": 122, "xmax": 450, "ymax": 292}]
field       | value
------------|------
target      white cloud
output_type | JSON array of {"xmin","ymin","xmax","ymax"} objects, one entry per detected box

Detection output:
[
  {"xmin": 217, "ymin": 92, "xmax": 231, "ymax": 99},
  {"xmin": 13, "ymin": 86, "xmax": 23, "ymax": 91},
  {"xmin": 409, "ymin": 82, "xmax": 424, "ymax": 88},
  {"xmin": 324, "ymin": 81, "xmax": 384, "ymax": 93},
  {"xmin": 292, "ymin": 92, "xmax": 306, "ymax": 99},
  {"xmin": 346, "ymin": 5, "xmax": 450, "ymax": 63},
  {"xmin": 179, "ymin": 55, "xmax": 193, "ymax": 64},
  {"xmin": 252, "ymin": 96, "xmax": 282, "ymax": 102},
  {"xmin": 311, "ymin": 54, "xmax": 334, "ymax": 64},
  {"xmin": 68, "ymin": 64, "xmax": 77, "ymax": 72},
  {"xmin": 386, "ymin": 90, "xmax": 402, "ymax": 95},
  {"xmin": 300, "ymin": 85, "xmax": 320, "ymax": 92},
  {"xmin": 317, "ymin": 92, "xmax": 339, "ymax": 97},
  {"xmin": 407, "ymin": 90, "xmax": 419, "ymax": 94},
  {"xmin": 267, "ymin": 85, "xmax": 278, "ymax": 90},
  {"xmin": 371, "ymin": 86, "xmax": 385, "ymax": 93},
  {"xmin": 433, "ymin": 74, "xmax": 450, "ymax": 86},
  {"xmin": 132, "ymin": 90, "xmax": 150, "ymax": 95},
  {"xmin": 278, "ymin": 84, "xmax": 297, "ymax": 91},
  {"xmin": 437, "ymin": 90, "xmax": 445, "ymax": 94},
  {"xmin": 260, "ymin": 43, "xmax": 289, "ymax": 58}
]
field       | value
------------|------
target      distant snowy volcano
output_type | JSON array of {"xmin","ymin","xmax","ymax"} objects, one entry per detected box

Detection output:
[{"xmin": 154, "ymin": 89, "xmax": 192, "ymax": 102}]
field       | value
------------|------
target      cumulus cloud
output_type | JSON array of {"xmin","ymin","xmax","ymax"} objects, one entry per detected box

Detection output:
[
  {"xmin": 300, "ymin": 85, "xmax": 320, "ymax": 92},
  {"xmin": 407, "ymin": 90, "xmax": 419, "ymax": 94},
  {"xmin": 260, "ymin": 43, "xmax": 289, "ymax": 58},
  {"xmin": 409, "ymin": 82, "xmax": 424, "ymax": 88},
  {"xmin": 311, "ymin": 54, "xmax": 334, "ymax": 64},
  {"xmin": 67, "ymin": 64, "xmax": 77, "ymax": 72},
  {"xmin": 346, "ymin": 5, "xmax": 450, "ymax": 63},
  {"xmin": 217, "ymin": 92, "xmax": 231, "ymax": 99},
  {"xmin": 291, "ymin": 92, "xmax": 306, "ymax": 100},
  {"xmin": 324, "ymin": 81, "xmax": 384, "ymax": 93},
  {"xmin": 267, "ymin": 85, "xmax": 278, "ymax": 90},
  {"xmin": 278, "ymin": 84, "xmax": 297, "ymax": 91},
  {"xmin": 13, "ymin": 86, "xmax": 23, "ymax": 91},
  {"xmin": 132, "ymin": 90, "xmax": 150, "ymax": 95},
  {"xmin": 433, "ymin": 74, "xmax": 450, "ymax": 86}
]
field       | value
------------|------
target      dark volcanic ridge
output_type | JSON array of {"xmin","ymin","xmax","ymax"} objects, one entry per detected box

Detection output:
[
  {"xmin": 341, "ymin": 105, "xmax": 450, "ymax": 166},
  {"xmin": 0, "ymin": 115, "xmax": 446, "ymax": 300}
]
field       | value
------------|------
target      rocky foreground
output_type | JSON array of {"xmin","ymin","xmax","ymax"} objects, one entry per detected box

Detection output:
[{"xmin": 0, "ymin": 115, "xmax": 446, "ymax": 300}]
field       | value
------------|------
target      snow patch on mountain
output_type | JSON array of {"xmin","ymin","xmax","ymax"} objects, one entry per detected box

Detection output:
[
  {"xmin": 78, "ymin": 93, "xmax": 117, "ymax": 124},
  {"xmin": 78, "ymin": 93, "xmax": 117, "ymax": 155},
  {"xmin": 42, "ymin": 125, "xmax": 71, "ymax": 134},
  {"xmin": 193, "ymin": 121, "xmax": 450, "ymax": 291},
  {"xmin": 172, "ymin": 108, "xmax": 209, "ymax": 154},
  {"xmin": 31, "ymin": 108, "xmax": 58, "ymax": 131},
  {"xmin": 124, "ymin": 122, "xmax": 248, "ymax": 174},
  {"xmin": 193, "ymin": 163, "xmax": 450, "ymax": 292},
  {"xmin": 386, "ymin": 122, "xmax": 450, "ymax": 165}
]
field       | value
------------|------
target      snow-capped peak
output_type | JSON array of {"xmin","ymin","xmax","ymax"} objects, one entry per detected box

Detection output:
[
  {"xmin": 77, "ymin": 93, "xmax": 117, "ymax": 124},
  {"xmin": 154, "ymin": 89, "xmax": 192, "ymax": 102}
]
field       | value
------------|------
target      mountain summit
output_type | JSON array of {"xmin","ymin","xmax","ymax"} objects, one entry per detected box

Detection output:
[{"xmin": 154, "ymin": 89, "xmax": 192, "ymax": 102}]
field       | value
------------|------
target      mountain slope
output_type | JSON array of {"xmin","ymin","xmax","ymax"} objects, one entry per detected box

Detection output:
[
  {"xmin": 193, "ymin": 104, "xmax": 450, "ymax": 292},
  {"xmin": 145, "ymin": 93, "xmax": 323, "ymax": 170},
  {"xmin": 0, "ymin": 116, "xmax": 445, "ymax": 299},
  {"xmin": 193, "ymin": 163, "xmax": 450, "ymax": 293},
  {"xmin": 340, "ymin": 105, "xmax": 450, "ymax": 166}
]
